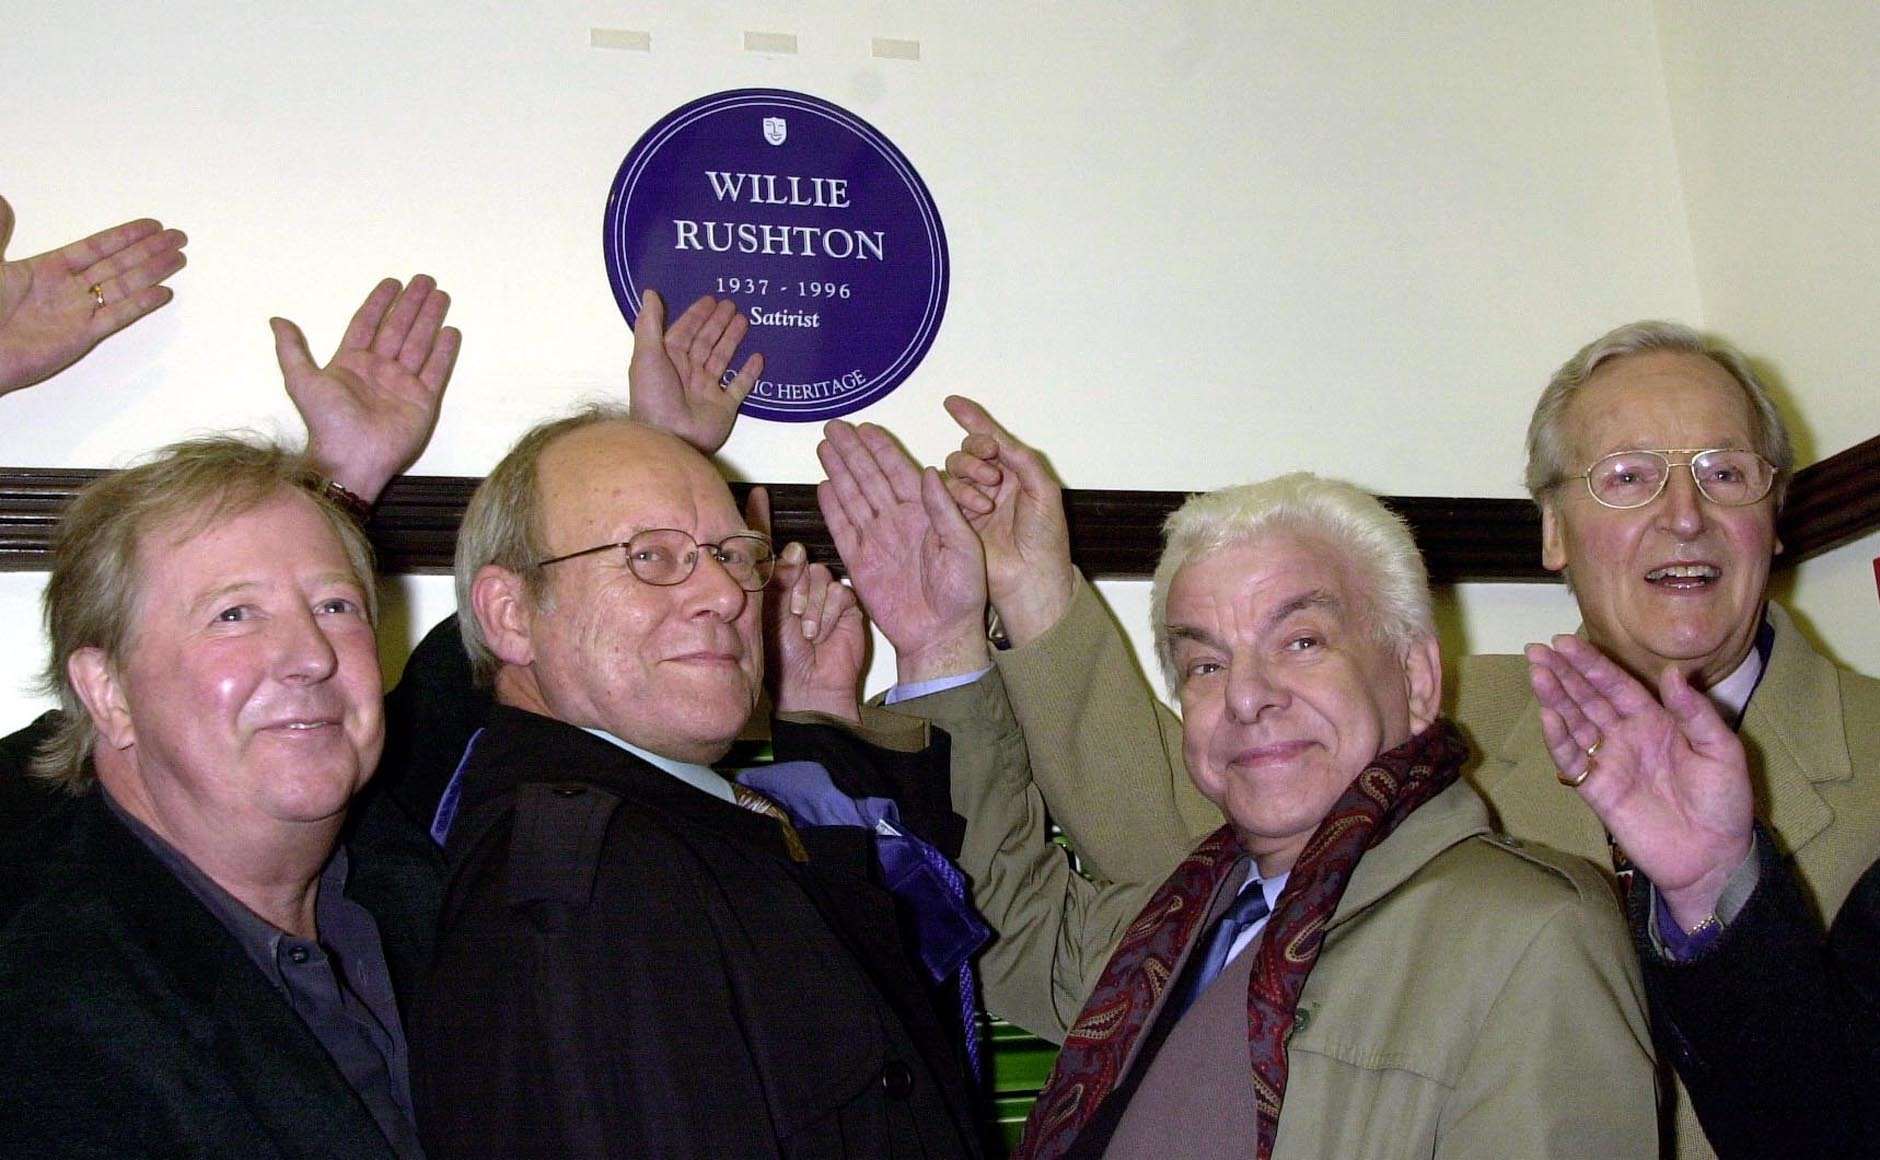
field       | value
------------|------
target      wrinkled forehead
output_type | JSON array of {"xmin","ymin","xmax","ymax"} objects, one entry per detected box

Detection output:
[
  {"xmin": 126, "ymin": 488, "xmax": 364, "ymax": 624},
  {"xmin": 1170, "ymin": 531, "xmax": 1365, "ymax": 627},
  {"xmin": 1569, "ymin": 351, "xmax": 1757, "ymax": 458},
  {"xmin": 537, "ymin": 423, "xmax": 743, "ymax": 543}
]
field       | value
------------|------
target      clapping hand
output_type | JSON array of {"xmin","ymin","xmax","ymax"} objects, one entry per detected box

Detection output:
[
  {"xmin": 817, "ymin": 420, "xmax": 989, "ymax": 684},
  {"xmin": 0, "ymin": 195, "xmax": 188, "ymax": 395},
  {"xmin": 272, "ymin": 275, "xmax": 461, "ymax": 503},
  {"xmin": 1528, "ymin": 635, "xmax": 1755, "ymax": 930},
  {"xmin": 628, "ymin": 289, "xmax": 764, "ymax": 455},
  {"xmin": 767, "ymin": 539, "xmax": 870, "ymax": 724}
]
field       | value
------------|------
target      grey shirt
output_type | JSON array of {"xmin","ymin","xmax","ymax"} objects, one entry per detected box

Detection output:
[{"xmin": 103, "ymin": 789, "xmax": 423, "ymax": 1159}]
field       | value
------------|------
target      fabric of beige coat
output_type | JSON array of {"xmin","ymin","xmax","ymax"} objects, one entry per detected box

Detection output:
[
  {"xmin": 969, "ymin": 573, "xmax": 1880, "ymax": 1160},
  {"xmin": 896, "ymin": 666, "xmax": 1659, "ymax": 1159}
]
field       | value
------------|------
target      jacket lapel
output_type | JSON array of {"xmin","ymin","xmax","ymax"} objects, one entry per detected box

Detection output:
[
  {"xmin": 1739, "ymin": 604, "xmax": 1841, "ymax": 856},
  {"xmin": 1480, "ymin": 697, "xmax": 1614, "ymax": 870}
]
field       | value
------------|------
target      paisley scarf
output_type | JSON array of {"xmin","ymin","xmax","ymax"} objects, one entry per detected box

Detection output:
[{"xmin": 1018, "ymin": 718, "xmax": 1469, "ymax": 1159}]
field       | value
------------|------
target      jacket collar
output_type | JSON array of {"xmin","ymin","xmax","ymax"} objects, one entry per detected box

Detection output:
[
  {"xmin": 1325, "ymin": 779, "xmax": 1493, "ymax": 930},
  {"xmin": 461, "ymin": 705, "xmax": 797, "ymax": 861},
  {"xmin": 1739, "ymin": 603, "xmax": 1844, "ymax": 850}
]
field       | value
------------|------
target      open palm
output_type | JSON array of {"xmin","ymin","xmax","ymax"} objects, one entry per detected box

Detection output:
[{"xmin": 273, "ymin": 275, "xmax": 460, "ymax": 502}]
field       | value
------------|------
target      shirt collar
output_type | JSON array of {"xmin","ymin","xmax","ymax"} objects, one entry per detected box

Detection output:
[
  {"xmin": 1705, "ymin": 614, "xmax": 1775, "ymax": 726},
  {"xmin": 581, "ymin": 727, "xmax": 737, "ymax": 803},
  {"xmin": 99, "ymin": 784, "xmax": 349, "ymax": 975}
]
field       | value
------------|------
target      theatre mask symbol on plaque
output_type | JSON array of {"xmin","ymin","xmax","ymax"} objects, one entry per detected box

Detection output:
[{"xmin": 763, "ymin": 116, "xmax": 788, "ymax": 146}]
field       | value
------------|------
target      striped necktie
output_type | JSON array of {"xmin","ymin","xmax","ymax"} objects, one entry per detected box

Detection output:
[{"xmin": 733, "ymin": 783, "xmax": 810, "ymax": 862}]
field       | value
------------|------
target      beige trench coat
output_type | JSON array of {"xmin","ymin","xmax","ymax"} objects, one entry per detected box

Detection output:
[{"xmin": 897, "ymin": 656, "xmax": 1656, "ymax": 1158}]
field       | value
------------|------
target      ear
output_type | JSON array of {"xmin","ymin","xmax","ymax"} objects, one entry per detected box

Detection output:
[
  {"xmin": 1401, "ymin": 633, "xmax": 1443, "ymax": 733},
  {"xmin": 1539, "ymin": 498, "xmax": 1569, "ymax": 574},
  {"xmin": 68, "ymin": 647, "xmax": 136, "ymax": 751},
  {"xmin": 471, "ymin": 564, "xmax": 538, "ymax": 669}
]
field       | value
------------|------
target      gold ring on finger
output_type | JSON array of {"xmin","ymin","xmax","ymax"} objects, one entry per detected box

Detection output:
[{"xmin": 89, "ymin": 284, "xmax": 107, "ymax": 309}]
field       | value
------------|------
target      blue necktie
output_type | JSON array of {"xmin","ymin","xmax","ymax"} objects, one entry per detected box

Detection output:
[{"xmin": 1167, "ymin": 877, "xmax": 1269, "ymax": 1021}]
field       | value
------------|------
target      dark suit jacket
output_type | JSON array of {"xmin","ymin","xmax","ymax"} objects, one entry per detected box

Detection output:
[
  {"xmin": 409, "ymin": 705, "xmax": 984, "ymax": 1160},
  {"xmin": 0, "ymin": 710, "xmax": 62, "ymax": 834},
  {"xmin": 0, "ymin": 789, "xmax": 441, "ymax": 1158},
  {"xmin": 1638, "ymin": 837, "xmax": 1880, "ymax": 1160}
]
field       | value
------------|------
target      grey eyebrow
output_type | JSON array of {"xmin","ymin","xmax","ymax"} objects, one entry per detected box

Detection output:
[
  {"xmin": 1165, "ymin": 590, "xmax": 1340, "ymax": 651},
  {"xmin": 1264, "ymin": 591, "xmax": 1339, "ymax": 633}
]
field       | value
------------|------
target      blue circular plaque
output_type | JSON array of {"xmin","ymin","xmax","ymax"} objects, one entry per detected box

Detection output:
[{"xmin": 605, "ymin": 88, "xmax": 949, "ymax": 423}]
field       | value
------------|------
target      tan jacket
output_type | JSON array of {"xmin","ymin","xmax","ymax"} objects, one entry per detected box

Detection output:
[
  {"xmin": 899, "ymin": 652, "xmax": 1656, "ymax": 1158},
  {"xmin": 1150, "ymin": 782, "xmax": 1653, "ymax": 1160},
  {"xmin": 1455, "ymin": 604, "xmax": 1880, "ymax": 1160},
  {"xmin": 974, "ymin": 575, "xmax": 1880, "ymax": 1159}
]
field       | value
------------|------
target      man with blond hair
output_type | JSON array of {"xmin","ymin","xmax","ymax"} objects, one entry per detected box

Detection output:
[{"xmin": 0, "ymin": 438, "xmax": 437, "ymax": 1158}]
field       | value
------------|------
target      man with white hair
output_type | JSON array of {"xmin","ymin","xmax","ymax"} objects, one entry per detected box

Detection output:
[
  {"xmin": 935, "ymin": 319, "xmax": 1880, "ymax": 1158},
  {"xmin": 815, "ymin": 424, "xmax": 1654, "ymax": 1159}
]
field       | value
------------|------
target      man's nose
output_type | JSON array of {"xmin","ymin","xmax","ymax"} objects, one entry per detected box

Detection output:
[
  {"xmin": 685, "ymin": 549, "xmax": 752, "ymax": 619},
  {"xmin": 276, "ymin": 609, "xmax": 340, "ymax": 683},
  {"xmin": 1656, "ymin": 466, "xmax": 1709, "ymax": 538},
  {"xmin": 1225, "ymin": 658, "xmax": 1284, "ymax": 722}
]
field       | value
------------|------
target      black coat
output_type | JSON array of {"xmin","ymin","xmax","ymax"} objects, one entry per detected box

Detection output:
[
  {"xmin": 409, "ymin": 705, "xmax": 985, "ymax": 1160},
  {"xmin": 0, "ymin": 789, "xmax": 441, "ymax": 1159},
  {"xmin": 0, "ymin": 710, "xmax": 62, "ymax": 834},
  {"xmin": 1637, "ymin": 835, "xmax": 1880, "ymax": 1160}
]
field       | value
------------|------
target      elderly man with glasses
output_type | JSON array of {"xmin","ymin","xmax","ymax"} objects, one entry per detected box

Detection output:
[
  {"xmin": 1458, "ymin": 321, "xmax": 1880, "ymax": 1159},
  {"xmin": 406, "ymin": 405, "xmax": 991, "ymax": 1159}
]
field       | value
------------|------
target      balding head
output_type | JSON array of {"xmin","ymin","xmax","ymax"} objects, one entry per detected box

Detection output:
[{"xmin": 458, "ymin": 411, "xmax": 765, "ymax": 762}]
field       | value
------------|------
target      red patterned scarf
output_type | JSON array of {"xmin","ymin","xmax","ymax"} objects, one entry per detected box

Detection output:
[{"xmin": 1018, "ymin": 718, "xmax": 1469, "ymax": 1160}]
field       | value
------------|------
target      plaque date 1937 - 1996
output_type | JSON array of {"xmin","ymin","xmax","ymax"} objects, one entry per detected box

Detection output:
[{"xmin": 715, "ymin": 277, "xmax": 851, "ymax": 299}]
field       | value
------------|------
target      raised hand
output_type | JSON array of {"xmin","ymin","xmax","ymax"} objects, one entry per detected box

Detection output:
[
  {"xmin": 940, "ymin": 395, "xmax": 1074, "ymax": 646},
  {"xmin": 766, "ymin": 542, "xmax": 869, "ymax": 723},
  {"xmin": 272, "ymin": 275, "xmax": 461, "ymax": 504},
  {"xmin": 0, "ymin": 195, "xmax": 188, "ymax": 395},
  {"xmin": 1527, "ymin": 634, "xmax": 1755, "ymax": 930},
  {"xmin": 817, "ymin": 420, "xmax": 989, "ymax": 684},
  {"xmin": 628, "ymin": 288, "xmax": 764, "ymax": 454}
]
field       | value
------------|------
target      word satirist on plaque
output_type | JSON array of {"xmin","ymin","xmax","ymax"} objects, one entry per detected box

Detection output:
[{"xmin": 605, "ymin": 89, "xmax": 949, "ymax": 422}]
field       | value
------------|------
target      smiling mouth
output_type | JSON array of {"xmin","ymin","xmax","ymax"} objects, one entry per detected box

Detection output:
[
  {"xmin": 1228, "ymin": 740, "xmax": 1314, "ymax": 768},
  {"xmin": 1644, "ymin": 563, "xmax": 1721, "ymax": 590}
]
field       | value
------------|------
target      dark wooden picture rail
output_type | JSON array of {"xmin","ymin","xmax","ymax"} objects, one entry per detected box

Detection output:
[{"xmin": 2, "ymin": 433, "xmax": 1875, "ymax": 581}]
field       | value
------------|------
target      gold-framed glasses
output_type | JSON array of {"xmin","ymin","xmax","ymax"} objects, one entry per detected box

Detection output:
[
  {"xmin": 531, "ymin": 528, "xmax": 776, "ymax": 591},
  {"xmin": 1565, "ymin": 448, "xmax": 1776, "ymax": 510}
]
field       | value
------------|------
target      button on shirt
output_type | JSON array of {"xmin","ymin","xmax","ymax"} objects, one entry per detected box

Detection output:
[{"xmin": 103, "ymin": 790, "xmax": 424, "ymax": 1160}]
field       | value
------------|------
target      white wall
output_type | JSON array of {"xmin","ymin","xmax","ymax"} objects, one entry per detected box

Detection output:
[
  {"xmin": 0, "ymin": 1, "xmax": 1871, "ymax": 728},
  {"xmin": 1654, "ymin": 0, "xmax": 1880, "ymax": 670}
]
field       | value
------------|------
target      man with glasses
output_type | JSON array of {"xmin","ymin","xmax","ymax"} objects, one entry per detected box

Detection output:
[
  {"xmin": 1458, "ymin": 320, "xmax": 1880, "ymax": 1159},
  {"xmin": 407, "ymin": 408, "xmax": 988, "ymax": 1158},
  {"xmin": 1461, "ymin": 321, "xmax": 1878, "ymax": 923}
]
